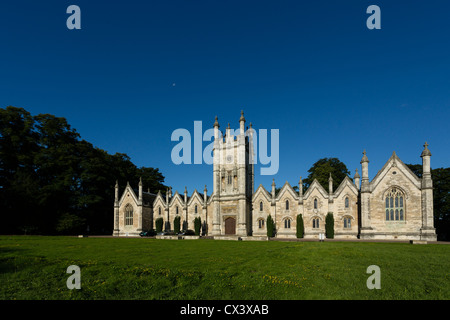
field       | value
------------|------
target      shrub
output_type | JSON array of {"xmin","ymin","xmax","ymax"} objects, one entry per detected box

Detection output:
[
  {"xmin": 296, "ymin": 214, "xmax": 304, "ymax": 238},
  {"xmin": 325, "ymin": 212, "xmax": 334, "ymax": 239},
  {"xmin": 267, "ymin": 215, "xmax": 274, "ymax": 237},
  {"xmin": 155, "ymin": 218, "xmax": 164, "ymax": 233},
  {"xmin": 194, "ymin": 217, "xmax": 202, "ymax": 236},
  {"xmin": 174, "ymin": 216, "xmax": 181, "ymax": 234}
]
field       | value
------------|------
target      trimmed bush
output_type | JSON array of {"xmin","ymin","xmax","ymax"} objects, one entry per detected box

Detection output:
[
  {"xmin": 325, "ymin": 212, "xmax": 334, "ymax": 239},
  {"xmin": 155, "ymin": 218, "xmax": 164, "ymax": 233},
  {"xmin": 296, "ymin": 214, "xmax": 304, "ymax": 238},
  {"xmin": 174, "ymin": 216, "xmax": 181, "ymax": 234},
  {"xmin": 266, "ymin": 215, "xmax": 274, "ymax": 237},
  {"xmin": 194, "ymin": 217, "xmax": 202, "ymax": 236}
]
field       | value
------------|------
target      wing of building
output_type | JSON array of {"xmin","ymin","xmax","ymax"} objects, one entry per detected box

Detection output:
[{"xmin": 113, "ymin": 112, "xmax": 437, "ymax": 241}]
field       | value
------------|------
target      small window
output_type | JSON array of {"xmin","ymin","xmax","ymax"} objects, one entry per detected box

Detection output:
[
  {"xmin": 284, "ymin": 219, "xmax": 291, "ymax": 229},
  {"xmin": 176, "ymin": 206, "xmax": 179, "ymax": 215},
  {"xmin": 158, "ymin": 207, "xmax": 161, "ymax": 215},
  {"xmin": 345, "ymin": 197, "xmax": 349, "ymax": 208},
  {"xmin": 344, "ymin": 217, "xmax": 351, "ymax": 229},
  {"xmin": 313, "ymin": 218, "xmax": 319, "ymax": 229},
  {"xmin": 259, "ymin": 201, "xmax": 263, "ymax": 212},
  {"xmin": 285, "ymin": 200, "xmax": 290, "ymax": 210},
  {"xmin": 195, "ymin": 205, "xmax": 198, "ymax": 214},
  {"xmin": 314, "ymin": 199, "xmax": 318, "ymax": 209},
  {"xmin": 258, "ymin": 219, "xmax": 265, "ymax": 229}
]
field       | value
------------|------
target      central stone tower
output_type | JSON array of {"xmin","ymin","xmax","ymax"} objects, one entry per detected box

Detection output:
[{"xmin": 211, "ymin": 111, "xmax": 254, "ymax": 236}]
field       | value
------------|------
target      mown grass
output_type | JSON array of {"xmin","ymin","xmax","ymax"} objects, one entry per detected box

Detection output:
[{"xmin": 0, "ymin": 236, "xmax": 449, "ymax": 300}]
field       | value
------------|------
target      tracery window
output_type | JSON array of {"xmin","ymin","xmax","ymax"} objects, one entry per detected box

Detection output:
[
  {"xmin": 258, "ymin": 219, "xmax": 265, "ymax": 229},
  {"xmin": 312, "ymin": 218, "xmax": 320, "ymax": 229},
  {"xmin": 385, "ymin": 188, "xmax": 405, "ymax": 221},
  {"xmin": 125, "ymin": 204, "xmax": 133, "ymax": 226},
  {"xmin": 284, "ymin": 218, "xmax": 291, "ymax": 229}
]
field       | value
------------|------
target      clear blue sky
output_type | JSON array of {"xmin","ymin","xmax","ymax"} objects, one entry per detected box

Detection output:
[{"xmin": 1, "ymin": 0, "xmax": 449, "ymax": 194}]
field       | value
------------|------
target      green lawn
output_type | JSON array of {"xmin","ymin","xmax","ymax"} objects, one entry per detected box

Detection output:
[{"xmin": 1, "ymin": 236, "xmax": 449, "ymax": 300}]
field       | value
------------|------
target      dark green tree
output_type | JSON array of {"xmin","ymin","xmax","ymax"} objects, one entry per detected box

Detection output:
[
  {"xmin": 267, "ymin": 215, "xmax": 275, "ymax": 237},
  {"xmin": 325, "ymin": 213, "xmax": 334, "ymax": 239},
  {"xmin": 296, "ymin": 214, "xmax": 304, "ymax": 238},
  {"xmin": 0, "ymin": 106, "xmax": 167, "ymax": 235},
  {"xmin": 303, "ymin": 158, "xmax": 351, "ymax": 192},
  {"xmin": 155, "ymin": 218, "xmax": 164, "ymax": 233},
  {"xmin": 174, "ymin": 216, "xmax": 181, "ymax": 234},
  {"xmin": 194, "ymin": 217, "xmax": 202, "ymax": 236}
]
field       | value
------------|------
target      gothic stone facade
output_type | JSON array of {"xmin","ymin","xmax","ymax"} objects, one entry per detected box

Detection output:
[{"xmin": 113, "ymin": 113, "xmax": 437, "ymax": 241}]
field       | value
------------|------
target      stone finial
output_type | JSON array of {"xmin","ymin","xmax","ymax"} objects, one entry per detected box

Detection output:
[
  {"xmin": 214, "ymin": 116, "xmax": 219, "ymax": 128},
  {"xmin": 361, "ymin": 149, "xmax": 369, "ymax": 163},
  {"xmin": 139, "ymin": 177, "xmax": 142, "ymax": 186},
  {"xmin": 240, "ymin": 110, "xmax": 245, "ymax": 122},
  {"xmin": 272, "ymin": 178, "xmax": 276, "ymax": 187},
  {"xmin": 354, "ymin": 169, "xmax": 360, "ymax": 178},
  {"xmin": 329, "ymin": 173, "xmax": 333, "ymax": 181},
  {"xmin": 421, "ymin": 142, "xmax": 432, "ymax": 157},
  {"xmin": 115, "ymin": 180, "xmax": 118, "ymax": 188}
]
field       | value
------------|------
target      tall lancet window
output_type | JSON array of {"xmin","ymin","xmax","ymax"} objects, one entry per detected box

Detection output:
[
  {"xmin": 314, "ymin": 198, "xmax": 318, "ymax": 209},
  {"xmin": 345, "ymin": 197, "xmax": 349, "ymax": 208},
  {"xmin": 385, "ymin": 188, "xmax": 405, "ymax": 221},
  {"xmin": 125, "ymin": 204, "xmax": 133, "ymax": 226}
]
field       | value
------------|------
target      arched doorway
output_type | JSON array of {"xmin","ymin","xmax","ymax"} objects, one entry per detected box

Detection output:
[{"xmin": 225, "ymin": 217, "xmax": 236, "ymax": 235}]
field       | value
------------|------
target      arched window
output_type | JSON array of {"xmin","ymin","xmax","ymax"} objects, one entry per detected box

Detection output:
[
  {"xmin": 258, "ymin": 219, "xmax": 265, "ymax": 229},
  {"xmin": 284, "ymin": 218, "xmax": 291, "ymax": 229},
  {"xmin": 285, "ymin": 200, "xmax": 290, "ymax": 210},
  {"xmin": 195, "ymin": 205, "xmax": 198, "ymax": 214},
  {"xmin": 260, "ymin": 201, "xmax": 263, "ymax": 212},
  {"xmin": 314, "ymin": 199, "xmax": 318, "ymax": 209},
  {"xmin": 343, "ymin": 217, "xmax": 351, "ymax": 229},
  {"xmin": 158, "ymin": 207, "xmax": 161, "ymax": 215},
  {"xmin": 176, "ymin": 206, "xmax": 179, "ymax": 215},
  {"xmin": 312, "ymin": 218, "xmax": 319, "ymax": 229},
  {"xmin": 385, "ymin": 188, "xmax": 405, "ymax": 221},
  {"xmin": 345, "ymin": 197, "xmax": 349, "ymax": 208},
  {"xmin": 125, "ymin": 204, "xmax": 133, "ymax": 226}
]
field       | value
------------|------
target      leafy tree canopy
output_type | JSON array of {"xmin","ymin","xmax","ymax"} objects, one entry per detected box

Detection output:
[
  {"xmin": 303, "ymin": 158, "xmax": 351, "ymax": 192},
  {"xmin": 0, "ymin": 106, "xmax": 167, "ymax": 235}
]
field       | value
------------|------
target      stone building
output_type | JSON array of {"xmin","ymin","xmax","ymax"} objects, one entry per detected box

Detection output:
[{"xmin": 113, "ymin": 112, "xmax": 437, "ymax": 241}]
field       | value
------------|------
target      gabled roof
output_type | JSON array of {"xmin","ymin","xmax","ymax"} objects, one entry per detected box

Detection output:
[
  {"xmin": 303, "ymin": 179, "xmax": 329, "ymax": 200},
  {"xmin": 187, "ymin": 189, "xmax": 205, "ymax": 205},
  {"xmin": 252, "ymin": 184, "xmax": 272, "ymax": 202},
  {"xmin": 275, "ymin": 181, "xmax": 299, "ymax": 201},
  {"xmin": 370, "ymin": 151, "xmax": 421, "ymax": 191},
  {"xmin": 169, "ymin": 191, "xmax": 184, "ymax": 207},
  {"xmin": 119, "ymin": 183, "xmax": 139, "ymax": 207},
  {"xmin": 153, "ymin": 190, "xmax": 166, "ymax": 207},
  {"xmin": 333, "ymin": 176, "xmax": 358, "ymax": 198}
]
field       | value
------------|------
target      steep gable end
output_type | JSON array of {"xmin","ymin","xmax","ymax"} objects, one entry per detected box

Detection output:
[{"xmin": 370, "ymin": 152, "xmax": 421, "ymax": 191}]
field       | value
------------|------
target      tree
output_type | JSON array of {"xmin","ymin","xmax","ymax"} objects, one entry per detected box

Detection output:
[
  {"xmin": 266, "ymin": 215, "xmax": 275, "ymax": 237},
  {"xmin": 325, "ymin": 213, "xmax": 334, "ymax": 239},
  {"xmin": 296, "ymin": 214, "xmax": 304, "ymax": 238},
  {"xmin": 0, "ymin": 106, "xmax": 167, "ymax": 235},
  {"xmin": 303, "ymin": 158, "xmax": 351, "ymax": 192},
  {"xmin": 194, "ymin": 217, "xmax": 202, "ymax": 236},
  {"xmin": 155, "ymin": 218, "xmax": 164, "ymax": 233},
  {"xmin": 174, "ymin": 216, "xmax": 181, "ymax": 234}
]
